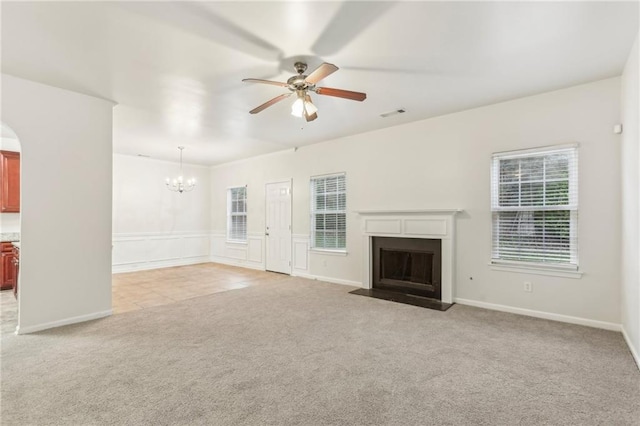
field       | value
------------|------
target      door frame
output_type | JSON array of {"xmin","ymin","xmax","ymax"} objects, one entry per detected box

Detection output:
[{"xmin": 264, "ymin": 179, "xmax": 293, "ymax": 274}]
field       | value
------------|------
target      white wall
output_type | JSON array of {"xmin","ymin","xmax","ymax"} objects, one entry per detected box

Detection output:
[
  {"xmin": 0, "ymin": 214, "xmax": 20, "ymax": 233},
  {"xmin": 2, "ymin": 74, "xmax": 114, "ymax": 333},
  {"xmin": 210, "ymin": 77, "xmax": 622, "ymax": 328},
  {"xmin": 209, "ymin": 150, "xmax": 294, "ymax": 270},
  {"xmin": 621, "ymin": 34, "xmax": 640, "ymax": 366},
  {"xmin": 0, "ymin": 139, "xmax": 20, "ymax": 152},
  {"xmin": 0, "ymin": 135, "xmax": 21, "ymax": 233},
  {"xmin": 112, "ymin": 153, "xmax": 211, "ymax": 272}
]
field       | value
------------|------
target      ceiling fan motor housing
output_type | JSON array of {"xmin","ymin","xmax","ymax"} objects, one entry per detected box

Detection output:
[
  {"xmin": 287, "ymin": 62, "xmax": 313, "ymax": 92},
  {"xmin": 294, "ymin": 62, "xmax": 307, "ymax": 74},
  {"xmin": 287, "ymin": 76, "xmax": 312, "ymax": 91}
]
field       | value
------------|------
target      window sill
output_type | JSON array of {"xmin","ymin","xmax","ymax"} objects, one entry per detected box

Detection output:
[
  {"xmin": 226, "ymin": 240, "xmax": 248, "ymax": 245},
  {"xmin": 488, "ymin": 261, "xmax": 582, "ymax": 279},
  {"xmin": 309, "ymin": 248, "xmax": 348, "ymax": 256}
]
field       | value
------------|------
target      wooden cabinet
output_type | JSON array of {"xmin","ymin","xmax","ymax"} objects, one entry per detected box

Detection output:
[
  {"xmin": 1, "ymin": 242, "xmax": 16, "ymax": 291},
  {"xmin": 12, "ymin": 245, "xmax": 19, "ymax": 299},
  {"xmin": 1, "ymin": 150, "xmax": 20, "ymax": 213}
]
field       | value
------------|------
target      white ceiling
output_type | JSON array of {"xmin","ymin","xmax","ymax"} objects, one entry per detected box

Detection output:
[{"xmin": 2, "ymin": 1, "xmax": 638, "ymax": 165}]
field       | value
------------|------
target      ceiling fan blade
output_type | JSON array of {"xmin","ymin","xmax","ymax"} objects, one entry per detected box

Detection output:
[
  {"xmin": 341, "ymin": 66, "xmax": 440, "ymax": 75},
  {"xmin": 305, "ymin": 63, "xmax": 339, "ymax": 85},
  {"xmin": 315, "ymin": 87, "xmax": 367, "ymax": 102},
  {"xmin": 215, "ymin": 65, "xmax": 280, "ymax": 94},
  {"xmin": 311, "ymin": 2, "xmax": 395, "ymax": 56},
  {"xmin": 249, "ymin": 93, "xmax": 291, "ymax": 114},
  {"xmin": 304, "ymin": 95, "xmax": 318, "ymax": 122},
  {"xmin": 242, "ymin": 78, "xmax": 288, "ymax": 88},
  {"xmin": 117, "ymin": 2, "xmax": 283, "ymax": 62}
]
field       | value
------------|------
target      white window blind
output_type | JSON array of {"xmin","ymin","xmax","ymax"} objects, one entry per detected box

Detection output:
[
  {"xmin": 227, "ymin": 186, "xmax": 247, "ymax": 242},
  {"xmin": 310, "ymin": 173, "xmax": 346, "ymax": 250},
  {"xmin": 491, "ymin": 145, "xmax": 578, "ymax": 268}
]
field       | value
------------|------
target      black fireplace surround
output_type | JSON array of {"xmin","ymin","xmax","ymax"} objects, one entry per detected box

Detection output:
[{"xmin": 372, "ymin": 236, "xmax": 442, "ymax": 300}]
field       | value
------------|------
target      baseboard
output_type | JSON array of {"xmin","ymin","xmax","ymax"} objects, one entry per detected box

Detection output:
[
  {"xmin": 16, "ymin": 309, "xmax": 112, "ymax": 335},
  {"xmin": 292, "ymin": 272, "xmax": 361, "ymax": 288},
  {"xmin": 112, "ymin": 257, "xmax": 210, "ymax": 274},
  {"xmin": 209, "ymin": 256, "xmax": 265, "ymax": 271},
  {"xmin": 621, "ymin": 326, "xmax": 640, "ymax": 371},
  {"xmin": 454, "ymin": 298, "xmax": 621, "ymax": 332}
]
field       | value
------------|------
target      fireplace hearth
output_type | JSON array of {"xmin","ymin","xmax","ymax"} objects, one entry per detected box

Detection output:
[{"xmin": 350, "ymin": 235, "xmax": 452, "ymax": 311}]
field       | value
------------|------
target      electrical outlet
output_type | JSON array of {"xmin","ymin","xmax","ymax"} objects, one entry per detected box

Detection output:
[{"xmin": 524, "ymin": 281, "xmax": 533, "ymax": 292}]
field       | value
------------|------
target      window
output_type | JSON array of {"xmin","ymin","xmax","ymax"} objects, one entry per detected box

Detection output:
[
  {"xmin": 227, "ymin": 186, "xmax": 247, "ymax": 242},
  {"xmin": 491, "ymin": 145, "xmax": 578, "ymax": 269},
  {"xmin": 310, "ymin": 173, "xmax": 346, "ymax": 251}
]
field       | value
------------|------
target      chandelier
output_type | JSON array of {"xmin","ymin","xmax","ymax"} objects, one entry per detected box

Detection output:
[{"xmin": 165, "ymin": 146, "xmax": 196, "ymax": 193}]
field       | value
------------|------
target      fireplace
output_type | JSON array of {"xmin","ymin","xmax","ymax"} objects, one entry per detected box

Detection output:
[
  {"xmin": 373, "ymin": 237, "xmax": 442, "ymax": 300},
  {"xmin": 353, "ymin": 209, "xmax": 462, "ymax": 306}
]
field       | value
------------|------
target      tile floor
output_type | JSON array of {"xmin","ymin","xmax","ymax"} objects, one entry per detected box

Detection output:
[
  {"xmin": 1, "ymin": 289, "xmax": 18, "ymax": 336},
  {"xmin": 1, "ymin": 263, "xmax": 287, "ymax": 335},
  {"xmin": 111, "ymin": 263, "xmax": 285, "ymax": 314}
]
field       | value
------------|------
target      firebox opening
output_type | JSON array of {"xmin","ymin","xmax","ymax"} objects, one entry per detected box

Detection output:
[
  {"xmin": 373, "ymin": 237, "xmax": 442, "ymax": 300},
  {"xmin": 380, "ymin": 249, "xmax": 434, "ymax": 290}
]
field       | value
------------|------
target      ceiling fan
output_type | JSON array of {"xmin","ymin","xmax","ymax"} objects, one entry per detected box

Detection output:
[{"xmin": 242, "ymin": 62, "xmax": 367, "ymax": 122}]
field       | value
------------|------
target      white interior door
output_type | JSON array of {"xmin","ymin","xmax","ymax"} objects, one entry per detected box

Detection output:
[{"xmin": 265, "ymin": 181, "xmax": 292, "ymax": 274}]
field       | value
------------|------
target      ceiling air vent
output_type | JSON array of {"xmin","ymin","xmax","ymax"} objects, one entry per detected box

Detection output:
[{"xmin": 380, "ymin": 108, "xmax": 406, "ymax": 118}]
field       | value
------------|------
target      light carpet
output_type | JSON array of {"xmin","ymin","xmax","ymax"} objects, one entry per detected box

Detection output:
[{"xmin": 1, "ymin": 276, "xmax": 639, "ymax": 425}]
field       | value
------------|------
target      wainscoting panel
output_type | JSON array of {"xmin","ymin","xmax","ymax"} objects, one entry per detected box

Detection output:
[
  {"xmin": 182, "ymin": 235, "xmax": 211, "ymax": 259},
  {"xmin": 248, "ymin": 238, "xmax": 263, "ymax": 263},
  {"xmin": 210, "ymin": 232, "xmax": 266, "ymax": 270},
  {"xmin": 112, "ymin": 232, "xmax": 211, "ymax": 273},
  {"xmin": 112, "ymin": 238, "xmax": 150, "ymax": 266},
  {"xmin": 364, "ymin": 219, "xmax": 402, "ymax": 235},
  {"xmin": 293, "ymin": 234, "xmax": 310, "ymax": 273},
  {"xmin": 146, "ymin": 236, "xmax": 182, "ymax": 262},
  {"xmin": 226, "ymin": 245, "xmax": 248, "ymax": 261},
  {"xmin": 403, "ymin": 219, "xmax": 448, "ymax": 236}
]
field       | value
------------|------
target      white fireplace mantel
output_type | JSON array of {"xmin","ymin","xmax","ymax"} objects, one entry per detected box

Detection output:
[{"xmin": 356, "ymin": 209, "xmax": 463, "ymax": 304}]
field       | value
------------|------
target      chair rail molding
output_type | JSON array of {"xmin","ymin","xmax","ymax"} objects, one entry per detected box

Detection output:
[
  {"xmin": 112, "ymin": 231, "xmax": 211, "ymax": 273},
  {"xmin": 210, "ymin": 231, "xmax": 265, "ymax": 270}
]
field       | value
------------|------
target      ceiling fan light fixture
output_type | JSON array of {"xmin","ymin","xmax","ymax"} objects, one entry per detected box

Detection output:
[
  {"xmin": 291, "ymin": 97, "xmax": 305, "ymax": 117},
  {"xmin": 304, "ymin": 99, "xmax": 318, "ymax": 115},
  {"xmin": 292, "ymin": 93, "xmax": 318, "ymax": 119}
]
